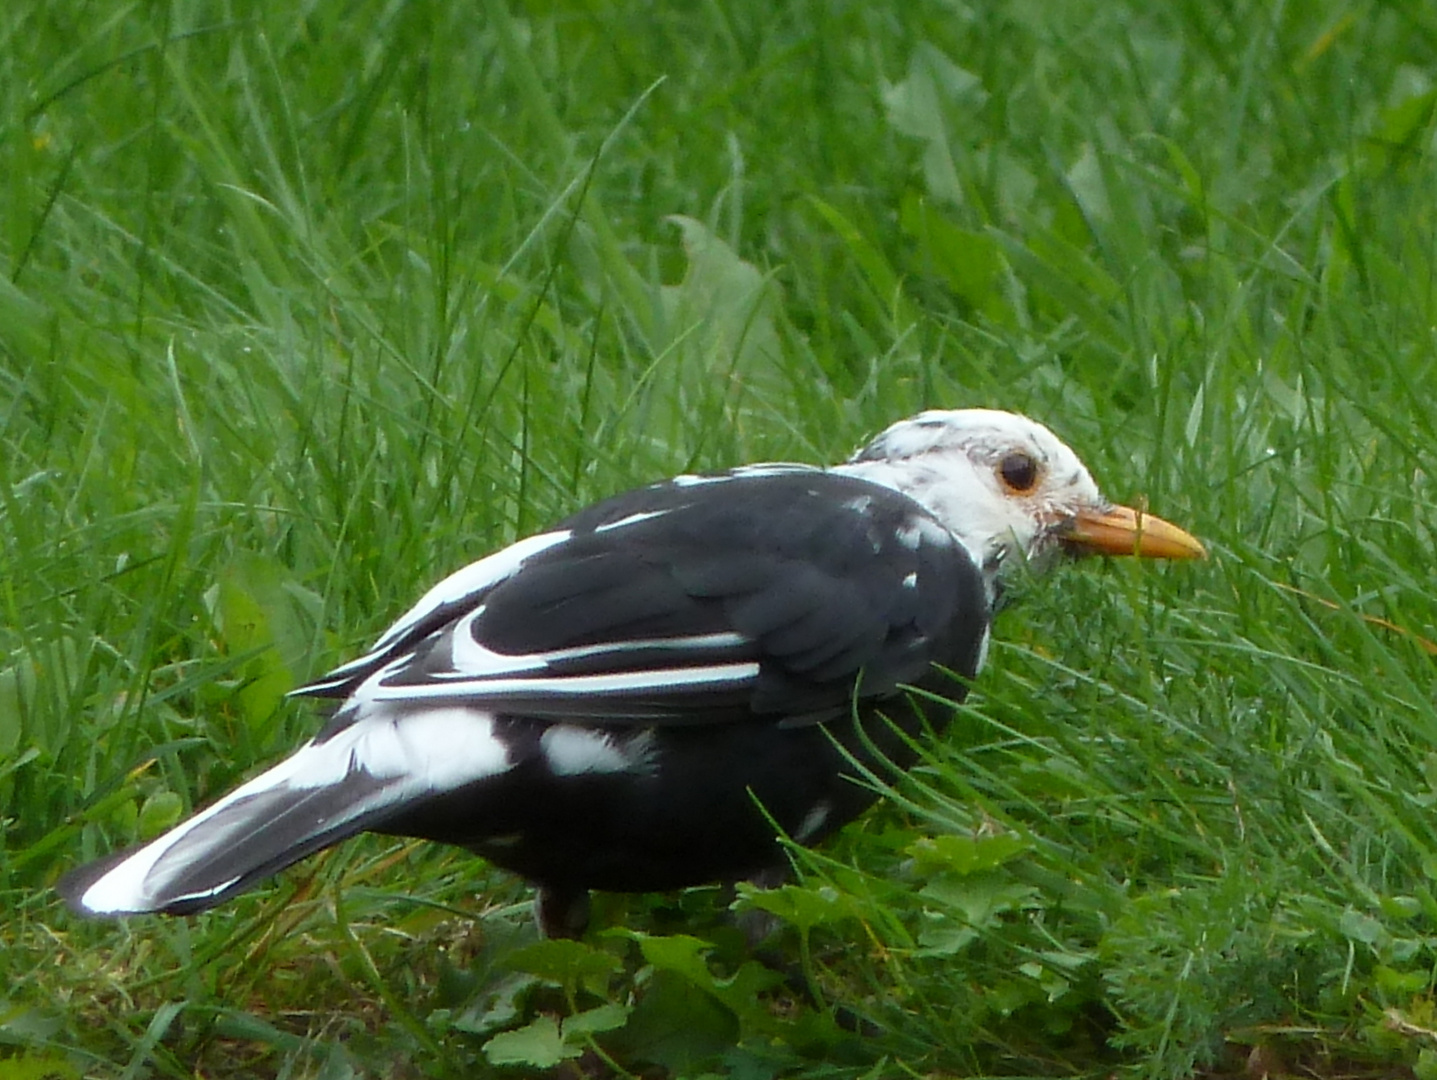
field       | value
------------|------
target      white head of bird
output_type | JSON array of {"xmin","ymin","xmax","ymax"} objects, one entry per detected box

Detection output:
[{"xmin": 838, "ymin": 408, "xmax": 1205, "ymax": 573}]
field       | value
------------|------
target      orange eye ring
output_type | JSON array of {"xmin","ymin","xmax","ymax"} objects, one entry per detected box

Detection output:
[{"xmin": 998, "ymin": 451, "xmax": 1040, "ymax": 493}]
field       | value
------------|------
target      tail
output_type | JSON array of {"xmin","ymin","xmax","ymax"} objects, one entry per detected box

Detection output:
[{"xmin": 59, "ymin": 704, "xmax": 511, "ymax": 916}]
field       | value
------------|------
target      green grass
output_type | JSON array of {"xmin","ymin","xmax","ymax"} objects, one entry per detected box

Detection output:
[{"xmin": 3, "ymin": 0, "xmax": 1437, "ymax": 1076}]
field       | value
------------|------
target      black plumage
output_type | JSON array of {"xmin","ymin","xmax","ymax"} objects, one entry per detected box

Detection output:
[
  {"xmin": 59, "ymin": 409, "xmax": 1204, "ymax": 933},
  {"xmin": 377, "ymin": 471, "xmax": 987, "ymax": 902}
]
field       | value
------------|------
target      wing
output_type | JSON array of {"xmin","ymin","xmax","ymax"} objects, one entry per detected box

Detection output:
[{"xmin": 300, "ymin": 467, "xmax": 989, "ymax": 728}]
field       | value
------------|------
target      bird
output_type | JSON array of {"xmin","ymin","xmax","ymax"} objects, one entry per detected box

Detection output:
[{"xmin": 59, "ymin": 408, "xmax": 1205, "ymax": 937}]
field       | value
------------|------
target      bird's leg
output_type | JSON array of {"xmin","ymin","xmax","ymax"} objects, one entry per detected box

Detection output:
[{"xmin": 535, "ymin": 885, "xmax": 592, "ymax": 939}]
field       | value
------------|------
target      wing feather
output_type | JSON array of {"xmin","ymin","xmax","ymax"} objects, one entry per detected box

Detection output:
[{"xmin": 310, "ymin": 470, "xmax": 987, "ymax": 728}]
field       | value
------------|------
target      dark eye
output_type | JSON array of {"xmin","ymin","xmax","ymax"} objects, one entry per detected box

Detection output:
[{"xmin": 998, "ymin": 451, "xmax": 1040, "ymax": 493}]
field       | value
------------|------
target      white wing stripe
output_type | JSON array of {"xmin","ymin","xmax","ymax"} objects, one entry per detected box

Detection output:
[
  {"xmin": 447, "ymin": 628, "xmax": 750, "ymax": 680},
  {"xmin": 594, "ymin": 509, "xmax": 670, "ymax": 533},
  {"xmin": 538, "ymin": 630, "xmax": 750, "ymax": 662},
  {"xmin": 363, "ymin": 661, "xmax": 760, "ymax": 703}
]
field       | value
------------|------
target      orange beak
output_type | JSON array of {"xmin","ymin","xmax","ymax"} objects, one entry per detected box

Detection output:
[{"xmin": 1062, "ymin": 504, "xmax": 1207, "ymax": 560}]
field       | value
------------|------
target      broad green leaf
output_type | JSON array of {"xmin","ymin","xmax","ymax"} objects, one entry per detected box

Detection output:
[
  {"xmin": 206, "ymin": 554, "xmax": 320, "ymax": 737},
  {"xmin": 136, "ymin": 789, "xmax": 184, "ymax": 839},
  {"xmin": 623, "ymin": 931, "xmax": 783, "ymax": 1026},
  {"xmin": 633, "ymin": 932, "xmax": 718, "ymax": 988},
  {"xmin": 0, "ymin": 1053, "xmax": 80, "ymax": 1080},
  {"xmin": 451, "ymin": 973, "xmax": 538, "ymax": 1036},
  {"xmin": 919, "ymin": 873, "xmax": 1039, "ymax": 929},
  {"xmin": 563, "ymin": 1002, "xmax": 630, "ymax": 1037},
  {"xmin": 899, "ymin": 192, "xmax": 1006, "ymax": 318},
  {"xmin": 483, "ymin": 1016, "xmax": 575, "ymax": 1068},
  {"xmin": 734, "ymin": 882, "xmax": 859, "ymax": 933},
  {"xmin": 881, "ymin": 42, "xmax": 986, "ymax": 206},
  {"xmin": 906, "ymin": 831, "xmax": 1029, "ymax": 877},
  {"xmin": 208, "ymin": 561, "xmax": 287, "ymax": 733},
  {"xmin": 1375, "ymin": 965, "xmax": 1429, "ymax": 995},
  {"xmin": 504, "ymin": 938, "xmax": 621, "ymax": 994},
  {"xmin": 1338, "ymin": 907, "xmax": 1385, "ymax": 946},
  {"xmin": 656, "ymin": 215, "xmax": 786, "ymax": 415},
  {"xmin": 607, "ymin": 969, "xmax": 738, "ymax": 1074},
  {"xmin": 915, "ymin": 919, "xmax": 978, "ymax": 958}
]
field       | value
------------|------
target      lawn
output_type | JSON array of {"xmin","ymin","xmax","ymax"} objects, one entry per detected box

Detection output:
[{"xmin": 3, "ymin": 1, "xmax": 1437, "ymax": 1077}]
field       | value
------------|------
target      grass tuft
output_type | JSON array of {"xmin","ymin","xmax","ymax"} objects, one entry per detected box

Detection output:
[{"xmin": 3, "ymin": 0, "xmax": 1437, "ymax": 1075}]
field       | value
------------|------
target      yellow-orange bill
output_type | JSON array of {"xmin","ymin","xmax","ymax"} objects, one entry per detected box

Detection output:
[{"xmin": 1064, "ymin": 505, "xmax": 1207, "ymax": 560}]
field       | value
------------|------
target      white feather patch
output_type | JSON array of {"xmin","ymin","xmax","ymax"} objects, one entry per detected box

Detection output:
[
  {"xmin": 540, "ymin": 726, "xmax": 655, "ymax": 776},
  {"xmin": 671, "ymin": 463, "xmax": 814, "ymax": 488},
  {"xmin": 669, "ymin": 474, "xmax": 728, "ymax": 488},
  {"xmin": 973, "ymin": 626, "xmax": 991, "ymax": 674},
  {"xmin": 895, "ymin": 514, "xmax": 952, "ymax": 551},
  {"xmin": 347, "ymin": 706, "xmax": 512, "ymax": 787},
  {"xmin": 795, "ymin": 799, "xmax": 832, "ymax": 842}
]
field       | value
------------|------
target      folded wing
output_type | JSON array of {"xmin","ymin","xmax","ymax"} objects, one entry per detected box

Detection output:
[{"xmin": 324, "ymin": 467, "xmax": 985, "ymax": 726}]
